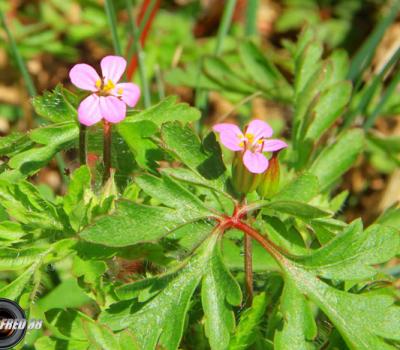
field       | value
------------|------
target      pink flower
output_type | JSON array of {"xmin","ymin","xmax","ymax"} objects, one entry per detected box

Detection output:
[
  {"xmin": 213, "ymin": 120, "xmax": 287, "ymax": 174},
  {"xmin": 69, "ymin": 56, "xmax": 140, "ymax": 126}
]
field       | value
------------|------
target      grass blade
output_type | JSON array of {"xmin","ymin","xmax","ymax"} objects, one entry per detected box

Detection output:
[
  {"xmin": 125, "ymin": 0, "xmax": 151, "ymax": 107},
  {"xmin": 364, "ymin": 67, "xmax": 400, "ymax": 129},
  {"xmin": 245, "ymin": 0, "xmax": 259, "ymax": 36},
  {"xmin": 348, "ymin": 0, "xmax": 400, "ymax": 82},
  {"xmin": 343, "ymin": 45, "xmax": 400, "ymax": 129},
  {"xmin": 0, "ymin": 10, "xmax": 36, "ymax": 97},
  {"xmin": 104, "ymin": 0, "xmax": 122, "ymax": 56},
  {"xmin": 1, "ymin": 9, "xmax": 68, "ymax": 184},
  {"xmin": 214, "ymin": 0, "xmax": 237, "ymax": 55}
]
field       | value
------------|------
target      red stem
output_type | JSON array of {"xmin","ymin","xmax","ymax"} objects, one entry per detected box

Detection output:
[
  {"xmin": 229, "ymin": 220, "xmax": 286, "ymax": 264},
  {"xmin": 103, "ymin": 120, "xmax": 112, "ymax": 184},
  {"xmin": 126, "ymin": 0, "xmax": 160, "ymax": 80},
  {"xmin": 244, "ymin": 233, "xmax": 253, "ymax": 305}
]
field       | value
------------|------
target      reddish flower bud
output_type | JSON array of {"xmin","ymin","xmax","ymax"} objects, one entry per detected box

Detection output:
[
  {"xmin": 231, "ymin": 152, "xmax": 262, "ymax": 194},
  {"xmin": 257, "ymin": 154, "xmax": 280, "ymax": 198}
]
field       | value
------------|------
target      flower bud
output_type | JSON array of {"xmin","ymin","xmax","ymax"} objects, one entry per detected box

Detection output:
[
  {"xmin": 231, "ymin": 152, "xmax": 261, "ymax": 194},
  {"xmin": 257, "ymin": 154, "xmax": 280, "ymax": 198}
]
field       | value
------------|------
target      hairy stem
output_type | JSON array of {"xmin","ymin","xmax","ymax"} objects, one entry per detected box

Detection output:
[
  {"xmin": 79, "ymin": 124, "xmax": 87, "ymax": 166},
  {"xmin": 244, "ymin": 233, "xmax": 253, "ymax": 306},
  {"xmin": 103, "ymin": 121, "xmax": 112, "ymax": 184},
  {"xmin": 231, "ymin": 220, "xmax": 285, "ymax": 264}
]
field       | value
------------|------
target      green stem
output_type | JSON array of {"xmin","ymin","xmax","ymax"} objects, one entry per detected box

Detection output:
[
  {"xmin": 104, "ymin": 0, "xmax": 122, "ymax": 56},
  {"xmin": 125, "ymin": 0, "xmax": 151, "ymax": 107},
  {"xmin": 245, "ymin": 0, "xmax": 258, "ymax": 36},
  {"xmin": 155, "ymin": 64, "xmax": 165, "ymax": 100},
  {"xmin": 0, "ymin": 10, "xmax": 36, "ymax": 97},
  {"xmin": 103, "ymin": 121, "xmax": 112, "ymax": 184},
  {"xmin": 79, "ymin": 124, "xmax": 87, "ymax": 165}
]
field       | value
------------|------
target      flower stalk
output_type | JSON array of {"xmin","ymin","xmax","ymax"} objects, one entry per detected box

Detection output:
[
  {"xmin": 79, "ymin": 124, "xmax": 87, "ymax": 165},
  {"xmin": 103, "ymin": 120, "xmax": 112, "ymax": 184},
  {"xmin": 244, "ymin": 232, "xmax": 253, "ymax": 306}
]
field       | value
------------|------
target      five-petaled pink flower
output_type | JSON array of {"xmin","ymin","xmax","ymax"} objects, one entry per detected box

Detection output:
[
  {"xmin": 69, "ymin": 56, "xmax": 140, "ymax": 126},
  {"xmin": 213, "ymin": 120, "xmax": 287, "ymax": 174}
]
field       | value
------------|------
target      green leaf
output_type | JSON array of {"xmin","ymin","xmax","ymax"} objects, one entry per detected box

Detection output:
[
  {"xmin": 35, "ymin": 337, "xmax": 88, "ymax": 350},
  {"xmin": 203, "ymin": 57, "xmax": 255, "ymax": 94},
  {"xmin": 238, "ymin": 41, "xmax": 290, "ymax": 97},
  {"xmin": 118, "ymin": 329, "xmax": 140, "ymax": 350},
  {"xmin": 29, "ymin": 122, "xmax": 78, "ymax": 145},
  {"xmin": 83, "ymin": 321, "xmax": 120, "ymax": 350},
  {"xmin": 376, "ymin": 206, "xmax": 400, "ymax": 230},
  {"xmin": 32, "ymin": 84, "xmax": 77, "ymax": 123},
  {"xmin": 161, "ymin": 122, "xmax": 226, "ymax": 191},
  {"xmin": 0, "ymin": 132, "xmax": 33, "ymax": 157},
  {"xmin": 0, "ymin": 180, "xmax": 64, "ymax": 230},
  {"xmin": 305, "ymin": 81, "xmax": 352, "ymax": 141},
  {"xmin": 117, "ymin": 120, "xmax": 161, "ymax": 170},
  {"xmin": 125, "ymin": 96, "xmax": 200, "ymax": 125},
  {"xmin": 293, "ymin": 61, "xmax": 334, "ymax": 146},
  {"xmin": 0, "ymin": 247, "xmax": 46, "ymax": 270},
  {"xmin": 45, "ymin": 309, "xmax": 92, "ymax": 341},
  {"xmin": 274, "ymin": 279, "xmax": 316, "ymax": 350},
  {"xmin": 0, "ymin": 263, "xmax": 37, "ymax": 299},
  {"xmin": 73, "ymin": 255, "xmax": 107, "ymax": 285},
  {"xmin": 80, "ymin": 200, "xmax": 215, "ymax": 247},
  {"xmin": 310, "ymin": 129, "xmax": 364, "ymax": 190},
  {"xmin": 229, "ymin": 293, "xmax": 268, "ymax": 350},
  {"xmin": 38, "ymin": 279, "xmax": 92, "ymax": 312},
  {"xmin": 102, "ymin": 234, "xmax": 219, "ymax": 349},
  {"xmin": 283, "ymin": 261, "xmax": 400, "ymax": 350},
  {"xmin": 260, "ymin": 200, "xmax": 331, "ymax": 220},
  {"xmin": 165, "ymin": 64, "xmax": 222, "ymax": 90},
  {"xmin": 0, "ymin": 221, "xmax": 26, "ymax": 242},
  {"xmin": 8, "ymin": 121, "xmax": 78, "ymax": 177},
  {"xmin": 299, "ymin": 221, "xmax": 400, "ymax": 280},
  {"xmin": 272, "ymin": 173, "xmax": 319, "ymax": 203},
  {"xmin": 63, "ymin": 165, "xmax": 91, "ymax": 231},
  {"xmin": 202, "ymin": 239, "xmax": 242, "ymax": 350},
  {"xmin": 330, "ymin": 49, "xmax": 349, "ymax": 83},
  {"xmin": 294, "ymin": 41, "xmax": 323, "ymax": 95},
  {"xmin": 135, "ymin": 174, "xmax": 212, "ymax": 217}
]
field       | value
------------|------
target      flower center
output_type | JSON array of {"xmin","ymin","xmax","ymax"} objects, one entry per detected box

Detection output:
[
  {"xmin": 245, "ymin": 133, "xmax": 255, "ymax": 144},
  {"xmin": 237, "ymin": 133, "xmax": 264, "ymax": 152},
  {"xmin": 96, "ymin": 78, "xmax": 116, "ymax": 96}
]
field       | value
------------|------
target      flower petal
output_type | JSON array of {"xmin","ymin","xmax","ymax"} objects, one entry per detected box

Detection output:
[
  {"xmin": 212, "ymin": 123, "xmax": 244, "ymax": 151},
  {"xmin": 100, "ymin": 56, "xmax": 127, "ymax": 83},
  {"xmin": 245, "ymin": 119, "xmax": 273, "ymax": 142},
  {"xmin": 243, "ymin": 150, "xmax": 269, "ymax": 174},
  {"xmin": 78, "ymin": 94, "xmax": 102, "ymax": 126},
  {"xmin": 99, "ymin": 96, "xmax": 126, "ymax": 124},
  {"xmin": 262, "ymin": 139, "xmax": 288, "ymax": 152},
  {"xmin": 69, "ymin": 64, "xmax": 100, "ymax": 92},
  {"xmin": 213, "ymin": 123, "xmax": 243, "ymax": 136},
  {"xmin": 114, "ymin": 83, "xmax": 141, "ymax": 107}
]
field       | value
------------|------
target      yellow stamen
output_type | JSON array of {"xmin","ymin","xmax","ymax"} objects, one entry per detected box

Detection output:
[
  {"xmin": 103, "ymin": 79, "xmax": 115, "ymax": 92},
  {"xmin": 245, "ymin": 133, "xmax": 254, "ymax": 144},
  {"xmin": 239, "ymin": 141, "xmax": 244, "ymax": 148},
  {"xmin": 257, "ymin": 139, "xmax": 263, "ymax": 144},
  {"xmin": 95, "ymin": 79, "xmax": 102, "ymax": 88},
  {"xmin": 117, "ymin": 88, "xmax": 124, "ymax": 95}
]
